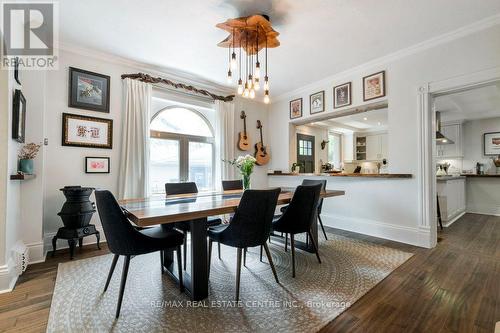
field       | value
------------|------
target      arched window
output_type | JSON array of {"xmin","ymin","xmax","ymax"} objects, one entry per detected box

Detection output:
[{"xmin": 150, "ymin": 107, "xmax": 214, "ymax": 194}]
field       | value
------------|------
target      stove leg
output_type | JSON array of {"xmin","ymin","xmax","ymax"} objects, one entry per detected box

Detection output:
[
  {"xmin": 96, "ymin": 231, "xmax": 101, "ymax": 249},
  {"xmin": 78, "ymin": 238, "xmax": 83, "ymax": 249},
  {"xmin": 68, "ymin": 239, "xmax": 76, "ymax": 260},
  {"xmin": 51, "ymin": 236, "xmax": 57, "ymax": 257}
]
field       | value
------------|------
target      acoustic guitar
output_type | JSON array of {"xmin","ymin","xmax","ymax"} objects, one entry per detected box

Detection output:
[
  {"xmin": 237, "ymin": 111, "xmax": 250, "ymax": 151},
  {"xmin": 254, "ymin": 120, "xmax": 270, "ymax": 165}
]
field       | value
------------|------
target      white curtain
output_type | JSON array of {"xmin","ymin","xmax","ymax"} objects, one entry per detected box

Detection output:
[
  {"xmin": 118, "ymin": 78, "xmax": 152, "ymax": 199},
  {"xmin": 214, "ymin": 100, "xmax": 235, "ymax": 190}
]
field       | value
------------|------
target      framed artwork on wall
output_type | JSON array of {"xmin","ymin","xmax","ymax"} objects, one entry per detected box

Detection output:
[
  {"xmin": 363, "ymin": 71, "xmax": 386, "ymax": 101},
  {"xmin": 12, "ymin": 89, "xmax": 26, "ymax": 143},
  {"xmin": 68, "ymin": 67, "xmax": 110, "ymax": 113},
  {"xmin": 290, "ymin": 98, "xmax": 303, "ymax": 119},
  {"xmin": 85, "ymin": 157, "xmax": 110, "ymax": 173},
  {"xmin": 62, "ymin": 113, "xmax": 113, "ymax": 149},
  {"xmin": 333, "ymin": 82, "xmax": 352, "ymax": 108},
  {"xmin": 309, "ymin": 91, "xmax": 325, "ymax": 114},
  {"xmin": 484, "ymin": 132, "xmax": 500, "ymax": 156}
]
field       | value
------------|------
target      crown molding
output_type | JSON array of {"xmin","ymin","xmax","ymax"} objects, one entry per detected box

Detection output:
[
  {"xmin": 274, "ymin": 13, "xmax": 500, "ymax": 103},
  {"xmin": 56, "ymin": 41, "xmax": 234, "ymax": 96}
]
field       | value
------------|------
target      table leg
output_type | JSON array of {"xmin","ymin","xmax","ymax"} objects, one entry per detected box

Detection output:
[{"xmin": 161, "ymin": 218, "xmax": 208, "ymax": 301}]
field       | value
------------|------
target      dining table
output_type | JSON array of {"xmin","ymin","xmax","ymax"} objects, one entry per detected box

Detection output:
[{"xmin": 119, "ymin": 188, "xmax": 345, "ymax": 301}]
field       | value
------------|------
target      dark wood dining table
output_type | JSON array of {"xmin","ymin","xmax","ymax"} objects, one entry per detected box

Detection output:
[{"xmin": 119, "ymin": 188, "xmax": 345, "ymax": 301}]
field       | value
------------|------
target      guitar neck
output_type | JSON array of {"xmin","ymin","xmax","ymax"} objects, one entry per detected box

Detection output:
[
  {"xmin": 259, "ymin": 127, "xmax": 264, "ymax": 145},
  {"xmin": 243, "ymin": 118, "xmax": 247, "ymax": 135}
]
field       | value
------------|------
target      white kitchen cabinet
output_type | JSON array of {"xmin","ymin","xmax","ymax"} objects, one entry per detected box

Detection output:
[
  {"xmin": 436, "ymin": 177, "xmax": 466, "ymax": 226},
  {"xmin": 436, "ymin": 123, "xmax": 463, "ymax": 158},
  {"xmin": 364, "ymin": 133, "xmax": 388, "ymax": 161}
]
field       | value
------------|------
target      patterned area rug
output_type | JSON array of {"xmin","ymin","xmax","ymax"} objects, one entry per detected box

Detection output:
[{"xmin": 47, "ymin": 233, "xmax": 412, "ymax": 332}]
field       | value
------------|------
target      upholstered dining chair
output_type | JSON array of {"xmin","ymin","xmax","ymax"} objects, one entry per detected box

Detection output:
[
  {"xmin": 165, "ymin": 182, "xmax": 222, "ymax": 269},
  {"xmin": 207, "ymin": 188, "xmax": 281, "ymax": 301},
  {"xmin": 221, "ymin": 179, "xmax": 243, "ymax": 191},
  {"xmin": 272, "ymin": 184, "xmax": 322, "ymax": 278},
  {"xmin": 95, "ymin": 190, "xmax": 184, "ymax": 319}
]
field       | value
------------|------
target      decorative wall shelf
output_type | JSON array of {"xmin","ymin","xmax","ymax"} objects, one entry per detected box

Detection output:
[{"xmin": 10, "ymin": 174, "xmax": 36, "ymax": 180}]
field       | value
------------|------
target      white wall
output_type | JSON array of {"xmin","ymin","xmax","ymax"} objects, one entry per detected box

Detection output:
[
  {"xmin": 463, "ymin": 117, "xmax": 500, "ymax": 172},
  {"xmin": 268, "ymin": 24, "xmax": 500, "ymax": 248}
]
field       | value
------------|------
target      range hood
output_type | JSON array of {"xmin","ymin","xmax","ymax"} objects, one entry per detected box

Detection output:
[{"xmin": 436, "ymin": 112, "xmax": 454, "ymax": 145}]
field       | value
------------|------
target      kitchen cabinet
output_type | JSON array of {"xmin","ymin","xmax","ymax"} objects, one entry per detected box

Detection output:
[
  {"xmin": 362, "ymin": 133, "xmax": 387, "ymax": 161},
  {"xmin": 436, "ymin": 123, "xmax": 463, "ymax": 158},
  {"xmin": 437, "ymin": 177, "xmax": 466, "ymax": 226}
]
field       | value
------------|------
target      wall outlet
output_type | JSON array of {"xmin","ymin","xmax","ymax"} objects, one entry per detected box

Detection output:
[{"xmin": 44, "ymin": 138, "xmax": 49, "ymax": 145}]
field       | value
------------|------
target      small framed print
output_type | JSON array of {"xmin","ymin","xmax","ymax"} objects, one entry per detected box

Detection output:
[
  {"xmin": 69, "ymin": 67, "xmax": 110, "ymax": 113},
  {"xmin": 62, "ymin": 113, "xmax": 113, "ymax": 149},
  {"xmin": 363, "ymin": 71, "xmax": 386, "ymax": 101},
  {"xmin": 290, "ymin": 98, "xmax": 303, "ymax": 119},
  {"xmin": 85, "ymin": 157, "xmax": 110, "ymax": 173},
  {"xmin": 484, "ymin": 132, "xmax": 500, "ymax": 155},
  {"xmin": 309, "ymin": 91, "xmax": 325, "ymax": 114},
  {"xmin": 333, "ymin": 82, "xmax": 352, "ymax": 109}
]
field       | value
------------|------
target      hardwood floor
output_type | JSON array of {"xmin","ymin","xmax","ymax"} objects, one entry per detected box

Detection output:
[{"xmin": 1, "ymin": 213, "xmax": 499, "ymax": 332}]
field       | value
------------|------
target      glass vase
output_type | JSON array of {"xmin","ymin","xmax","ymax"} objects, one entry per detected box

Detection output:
[{"xmin": 242, "ymin": 173, "xmax": 251, "ymax": 190}]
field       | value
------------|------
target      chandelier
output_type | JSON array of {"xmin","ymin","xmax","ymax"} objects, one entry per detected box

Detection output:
[{"xmin": 216, "ymin": 14, "xmax": 280, "ymax": 104}]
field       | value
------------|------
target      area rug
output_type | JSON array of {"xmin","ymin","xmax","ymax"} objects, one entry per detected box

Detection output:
[{"xmin": 47, "ymin": 233, "xmax": 413, "ymax": 332}]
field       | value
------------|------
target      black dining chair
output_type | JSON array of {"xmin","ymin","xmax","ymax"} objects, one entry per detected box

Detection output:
[
  {"xmin": 207, "ymin": 188, "xmax": 281, "ymax": 301},
  {"xmin": 165, "ymin": 182, "xmax": 222, "ymax": 269},
  {"xmin": 221, "ymin": 179, "xmax": 243, "ymax": 191},
  {"xmin": 94, "ymin": 190, "xmax": 184, "ymax": 319},
  {"xmin": 272, "ymin": 184, "xmax": 322, "ymax": 278}
]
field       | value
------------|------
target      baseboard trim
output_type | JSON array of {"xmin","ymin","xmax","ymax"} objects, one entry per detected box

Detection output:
[
  {"xmin": 466, "ymin": 205, "xmax": 500, "ymax": 217},
  {"xmin": 43, "ymin": 226, "xmax": 106, "ymax": 257},
  {"xmin": 442, "ymin": 211, "xmax": 466, "ymax": 227},
  {"xmin": 26, "ymin": 241, "xmax": 45, "ymax": 264},
  {"xmin": 321, "ymin": 213, "xmax": 430, "ymax": 248},
  {"xmin": 0, "ymin": 258, "xmax": 19, "ymax": 294}
]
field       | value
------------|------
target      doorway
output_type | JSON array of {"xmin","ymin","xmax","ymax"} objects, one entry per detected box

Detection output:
[{"xmin": 297, "ymin": 133, "xmax": 315, "ymax": 173}]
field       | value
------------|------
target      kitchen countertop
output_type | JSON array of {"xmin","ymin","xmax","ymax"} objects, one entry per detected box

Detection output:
[
  {"xmin": 460, "ymin": 174, "xmax": 500, "ymax": 178},
  {"xmin": 267, "ymin": 172, "xmax": 412, "ymax": 179},
  {"xmin": 436, "ymin": 175, "xmax": 467, "ymax": 181}
]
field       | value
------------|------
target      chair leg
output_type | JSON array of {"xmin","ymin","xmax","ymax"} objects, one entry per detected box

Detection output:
[
  {"xmin": 308, "ymin": 230, "xmax": 322, "ymax": 264},
  {"xmin": 104, "ymin": 254, "xmax": 119, "ymax": 292},
  {"xmin": 115, "ymin": 255, "xmax": 130, "ymax": 319},
  {"xmin": 160, "ymin": 251, "xmax": 164, "ymax": 274},
  {"xmin": 290, "ymin": 234, "xmax": 296, "ymax": 278},
  {"xmin": 305, "ymin": 233, "xmax": 309, "ymax": 248},
  {"xmin": 259, "ymin": 245, "xmax": 263, "ymax": 262},
  {"xmin": 235, "ymin": 248, "xmax": 243, "ymax": 302},
  {"xmin": 284, "ymin": 233, "xmax": 288, "ymax": 252},
  {"xmin": 318, "ymin": 215, "xmax": 328, "ymax": 240},
  {"xmin": 218, "ymin": 242, "xmax": 221, "ymax": 260},
  {"xmin": 263, "ymin": 243, "xmax": 279, "ymax": 284},
  {"xmin": 243, "ymin": 248, "xmax": 247, "ymax": 267},
  {"xmin": 208, "ymin": 239, "xmax": 213, "ymax": 279},
  {"xmin": 183, "ymin": 231, "xmax": 188, "ymax": 270},
  {"xmin": 176, "ymin": 246, "xmax": 184, "ymax": 292}
]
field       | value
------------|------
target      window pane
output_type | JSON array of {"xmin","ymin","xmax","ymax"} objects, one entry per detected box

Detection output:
[
  {"xmin": 189, "ymin": 141, "xmax": 213, "ymax": 191},
  {"xmin": 299, "ymin": 147, "xmax": 304, "ymax": 155},
  {"xmin": 150, "ymin": 138, "xmax": 179, "ymax": 194},
  {"xmin": 328, "ymin": 133, "xmax": 341, "ymax": 167},
  {"xmin": 151, "ymin": 107, "xmax": 212, "ymax": 137}
]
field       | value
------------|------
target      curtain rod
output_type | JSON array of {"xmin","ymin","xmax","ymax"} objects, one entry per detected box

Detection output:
[{"xmin": 121, "ymin": 73, "xmax": 234, "ymax": 102}]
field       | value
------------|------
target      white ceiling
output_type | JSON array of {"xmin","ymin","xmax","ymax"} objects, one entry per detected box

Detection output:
[
  {"xmin": 58, "ymin": 0, "xmax": 500, "ymax": 96},
  {"xmin": 311, "ymin": 108, "xmax": 388, "ymax": 133},
  {"xmin": 435, "ymin": 83, "xmax": 500, "ymax": 122}
]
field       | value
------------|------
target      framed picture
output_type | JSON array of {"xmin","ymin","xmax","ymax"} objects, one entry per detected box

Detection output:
[
  {"xmin": 333, "ymin": 82, "xmax": 352, "ymax": 108},
  {"xmin": 484, "ymin": 132, "xmax": 500, "ymax": 155},
  {"xmin": 85, "ymin": 157, "xmax": 110, "ymax": 173},
  {"xmin": 12, "ymin": 89, "xmax": 26, "ymax": 143},
  {"xmin": 363, "ymin": 71, "xmax": 386, "ymax": 101},
  {"xmin": 309, "ymin": 91, "xmax": 325, "ymax": 114},
  {"xmin": 68, "ymin": 67, "xmax": 110, "ymax": 112},
  {"xmin": 290, "ymin": 98, "xmax": 303, "ymax": 119},
  {"xmin": 62, "ymin": 113, "xmax": 113, "ymax": 149}
]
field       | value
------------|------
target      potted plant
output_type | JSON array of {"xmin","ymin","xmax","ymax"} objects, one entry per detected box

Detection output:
[
  {"xmin": 224, "ymin": 154, "xmax": 257, "ymax": 190},
  {"xmin": 291, "ymin": 162, "xmax": 303, "ymax": 174},
  {"xmin": 18, "ymin": 143, "xmax": 41, "ymax": 175}
]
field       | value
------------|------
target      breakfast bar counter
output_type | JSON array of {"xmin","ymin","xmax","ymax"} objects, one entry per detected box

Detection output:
[{"xmin": 268, "ymin": 172, "xmax": 412, "ymax": 179}]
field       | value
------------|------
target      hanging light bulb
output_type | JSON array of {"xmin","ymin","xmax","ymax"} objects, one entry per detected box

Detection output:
[
  {"xmin": 237, "ymin": 78, "xmax": 243, "ymax": 94},
  {"xmin": 254, "ymin": 78, "xmax": 260, "ymax": 91},
  {"xmin": 264, "ymin": 90, "xmax": 270, "ymax": 104},
  {"xmin": 250, "ymin": 88, "xmax": 255, "ymax": 99},
  {"xmin": 255, "ymin": 61, "xmax": 261, "ymax": 79},
  {"xmin": 227, "ymin": 69, "xmax": 232, "ymax": 83},
  {"xmin": 248, "ymin": 74, "xmax": 253, "ymax": 89},
  {"xmin": 243, "ymin": 82, "xmax": 249, "ymax": 98},
  {"xmin": 264, "ymin": 76, "xmax": 269, "ymax": 91},
  {"xmin": 230, "ymin": 52, "xmax": 237, "ymax": 70}
]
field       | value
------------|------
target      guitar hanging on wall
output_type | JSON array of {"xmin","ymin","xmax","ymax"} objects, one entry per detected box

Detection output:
[
  {"xmin": 237, "ymin": 111, "xmax": 250, "ymax": 151},
  {"xmin": 255, "ymin": 120, "xmax": 270, "ymax": 165}
]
